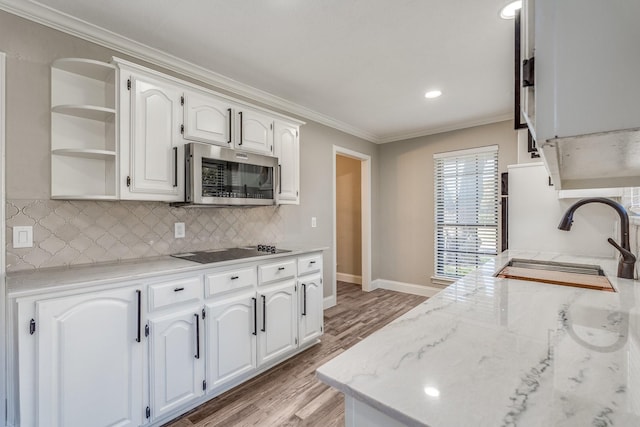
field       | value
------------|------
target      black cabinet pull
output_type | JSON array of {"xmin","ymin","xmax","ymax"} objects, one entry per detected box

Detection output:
[
  {"xmin": 230, "ymin": 275, "xmax": 239, "ymax": 280},
  {"xmin": 278, "ymin": 266, "xmax": 286, "ymax": 271},
  {"xmin": 194, "ymin": 313, "xmax": 200, "ymax": 359},
  {"xmin": 279, "ymin": 165, "xmax": 282, "ymax": 195},
  {"xmin": 302, "ymin": 283, "xmax": 307, "ymax": 316},
  {"xmin": 135, "ymin": 290, "xmax": 141, "ymax": 343},
  {"xmin": 174, "ymin": 287, "xmax": 184, "ymax": 292},
  {"xmin": 173, "ymin": 147, "xmax": 178, "ymax": 187},
  {"xmin": 261, "ymin": 295, "xmax": 266, "ymax": 332},
  {"xmin": 239, "ymin": 111, "xmax": 243, "ymax": 145},
  {"xmin": 252, "ymin": 297, "xmax": 257, "ymax": 336},
  {"xmin": 227, "ymin": 108, "xmax": 232, "ymax": 144},
  {"xmin": 309, "ymin": 260, "xmax": 316, "ymax": 264}
]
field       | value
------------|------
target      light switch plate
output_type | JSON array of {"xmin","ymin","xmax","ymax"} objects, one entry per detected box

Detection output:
[
  {"xmin": 174, "ymin": 222, "xmax": 185, "ymax": 239},
  {"xmin": 311, "ymin": 217, "xmax": 317, "ymax": 228},
  {"xmin": 13, "ymin": 226, "xmax": 33, "ymax": 248}
]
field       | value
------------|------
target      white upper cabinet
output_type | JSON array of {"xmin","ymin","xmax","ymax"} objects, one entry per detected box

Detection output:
[
  {"xmin": 50, "ymin": 59, "xmax": 117, "ymax": 200},
  {"xmin": 523, "ymin": 0, "xmax": 640, "ymax": 189},
  {"xmin": 183, "ymin": 91, "xmax": 234, "ymax": 147},
  {"xmin": 236, "ymin": 109, "xmax": 274, "ymax": 154},
  {"xmin": 274, "ymin": 120, "xmax": 300, "ymax": 204},
  {"xmin": 118, "ymin": 69, "xmax": 185, "ymax": 201}
]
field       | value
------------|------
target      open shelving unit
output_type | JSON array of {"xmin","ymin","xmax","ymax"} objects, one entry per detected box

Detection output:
[{"xmin": 51, "ymin": 58, "xmax": 118, "ymax": 199}]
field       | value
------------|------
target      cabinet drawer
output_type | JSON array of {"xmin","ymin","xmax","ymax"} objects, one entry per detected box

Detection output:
[
  {"xmin": 297, "ymin": 254, "xmax": 322, "ymax": 276},
  {"xmin": 259, "ymin": 259, "xmax": 296, "ymax": 285},
  {"xmin": 148, "ymin": 276, "xmax": 203, "ymax": 312},
  {"xmin": 206, "ymin": 267, "xmax": 256, "ymax": 297}
]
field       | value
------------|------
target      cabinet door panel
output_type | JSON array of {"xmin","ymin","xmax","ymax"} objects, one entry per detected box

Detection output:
[
  {"xmin": 129, "ymin": 75, "xmax": 183, "ymax": 200},
  {"xmin": 237, "ymin": 110, "xmax": 273, "ymax": 154},
  {"xmin": 149, "ymin": 307, "xmax": 204, "ymax": 420},
  {"xmin": 206, "ymin": 291, "xmax": 256, "ymax": 391},
  {"xmin": 258, "ymin": 281, "xmax": 297, "ymax": 366},
  {"xmin": 36, "ymin": 287, "xmax": 143, "ymax": 427},
  {"xmin": 184, "ymin": 92, "xmax": 233, "ymax": 146},
  {"xmin": 274, "ymin": 121, "xmax": 299, "ymax": 204},
  {"xmin": 299, "ymin": 274, "xmax": 324, "ymax": 346}
]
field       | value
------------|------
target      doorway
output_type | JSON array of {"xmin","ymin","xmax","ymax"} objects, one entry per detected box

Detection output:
[
  {"xmin": 336, "ymin": 155, "xmax": 362, "ymax": 285},
  {"xmin": 331, "ymin": 146, "xmax": 371, "ymax": 308}
]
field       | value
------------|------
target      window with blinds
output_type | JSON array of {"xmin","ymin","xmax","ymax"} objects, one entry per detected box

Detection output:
[{"xmin": 434, "ymin": 146, "xmax": 499, "ymax": 279}]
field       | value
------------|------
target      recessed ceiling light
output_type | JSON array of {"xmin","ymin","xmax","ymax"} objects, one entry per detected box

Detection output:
[
  {"xmin": 425, "ymin": 90, "xmax": 442, "ymax": 99},
  {"xmin": 500, "ymin": 1, "xmax": 522, "ymax": 19}
]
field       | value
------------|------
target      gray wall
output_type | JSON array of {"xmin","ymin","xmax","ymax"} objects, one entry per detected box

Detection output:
[
  {"xmin": 0, "ymin": 11, "xmax": 379, "ymax": 300},
  {"xmin": 377, "ymin": 121, "xmax": 517, "ymax": 286}
]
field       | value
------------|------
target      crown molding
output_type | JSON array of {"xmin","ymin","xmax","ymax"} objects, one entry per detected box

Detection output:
[
  {"xmin": 375, "ymin": 113, "xmax": 514, "ymax": 144},
  {"xmin": 0, "ymin": 0, "xmax": 379, "ymax": 142}
]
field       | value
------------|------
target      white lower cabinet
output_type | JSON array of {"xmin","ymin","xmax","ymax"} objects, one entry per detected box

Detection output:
[
  {"xmin": 16, "ymin": 285, "xmax": 145, "ymax": 427},
  {"xmin": 148, "ymin": 305, "xmax": 204, "ymax": 421},
  {"xmin": 10, "ymin": 252, "xmax": 324, "ymax": 427},
  {"xmin": 205, "ymin": 290, "xmax": 257, "ymax": 392},
  {"xmin": 298, "ymin": 273, "xmax": 324, "ymax": 346},
  {"xmin": 257, "ymin": 280, "xmax": 298, "ymax": 366}
]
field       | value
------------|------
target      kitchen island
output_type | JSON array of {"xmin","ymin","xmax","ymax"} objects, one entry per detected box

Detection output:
[{"xmin": 316, "ymin": 250, "xmax": 640, "ymax": 426}]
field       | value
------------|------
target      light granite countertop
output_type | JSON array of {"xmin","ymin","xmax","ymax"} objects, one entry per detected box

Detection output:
[
  {"xmin": 6, "ymin": 245, "xmax": 326, "ymax": 297},
  {"xmin": 316, "ymin": 250, "xmax": 640, "ymax": 426}
]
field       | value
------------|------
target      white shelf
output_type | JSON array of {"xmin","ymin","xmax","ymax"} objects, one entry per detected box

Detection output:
[
  {"xmin": 52, "ymin": 104, "xmax": 116, "ymax": 121},
  {"xmin": 52, "ymin": 58, "xmax": 116, "ymax": 81},
  {"xmin": 51, "ymin": 58, "xmax": 118, "ymax": 200},
  {"xmin": 52, "ymin": 149, "xmax": 116, "ymax": 160}
]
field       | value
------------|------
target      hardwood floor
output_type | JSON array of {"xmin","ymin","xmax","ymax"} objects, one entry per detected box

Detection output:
[{"xmin": 164, "ymin": 281, "xmax": 427, "ymax": 427}]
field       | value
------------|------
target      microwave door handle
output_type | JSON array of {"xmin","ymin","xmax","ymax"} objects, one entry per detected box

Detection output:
[
  {"xmin": 238, "ymin": 111, "xmax": 243, "ymax": 145},
  {"xmin": 279, "ymin": 164, "xmax": 282, "ymax": 194}
]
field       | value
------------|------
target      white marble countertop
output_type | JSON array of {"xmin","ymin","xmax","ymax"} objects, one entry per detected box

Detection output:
[
  {"xmin": 316, "ymin": 250, "xmax": 640, "ymax": 426},
  {"xmin": 7, "ymin": 245, "xmax": 326, "ymax": 297}
]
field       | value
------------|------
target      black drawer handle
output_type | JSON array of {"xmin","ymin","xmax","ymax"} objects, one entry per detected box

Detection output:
[
  {"xmin": 278, "ymin": 267, "xmax": 286, "ymax": 271},
  {"xmin": 174, "ymin": 287, "xmax": 184, "ymax": 292},
  {"xmin": 230, "ymin": 275, "xmax": 239, "ymax": 280},
  {"xmin": 309, "ymin": 261, "xmax": 316, "ymax": 264}
]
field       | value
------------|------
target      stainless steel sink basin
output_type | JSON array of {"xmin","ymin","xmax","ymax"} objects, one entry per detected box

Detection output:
[
  {"xmin": 496, "ymin": 258, "xmax": 614, "ymax": 292},
  {"xmin": 505, "ymin": 258, "xmax": 606, "ymax": 276}
]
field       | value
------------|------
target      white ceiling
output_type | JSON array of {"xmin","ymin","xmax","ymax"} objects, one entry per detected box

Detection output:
[{"xmin": 2, "ymin": 0, "xmax": 516, "ymax": 143}]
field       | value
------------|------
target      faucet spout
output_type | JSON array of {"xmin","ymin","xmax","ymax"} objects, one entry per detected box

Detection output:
[{"xmin": 558, "ymin": 197, "xmax": 636, "ymax": 279}]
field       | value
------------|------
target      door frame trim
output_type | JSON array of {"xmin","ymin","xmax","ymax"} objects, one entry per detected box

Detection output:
[{"xmin": 332, "ymin": 146, "xmax": 372, "ymax": 307}]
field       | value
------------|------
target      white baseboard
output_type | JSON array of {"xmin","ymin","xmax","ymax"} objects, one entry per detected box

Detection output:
[
  {"xmin": 323, "ymin": 295, "xmax": 336, "ymax": 309},
  {"xmin": 370, "ymin": 279, "xmax": 442, "ymax": 298},
  {"xmin": 336, "ymin": 272, "xmax": 362, "ymax": 285}
]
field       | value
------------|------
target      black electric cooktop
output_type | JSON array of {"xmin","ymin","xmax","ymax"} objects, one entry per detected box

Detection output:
[{"xmin": 171, "ymin": 246, "xmax": 291, "ymax": 264}]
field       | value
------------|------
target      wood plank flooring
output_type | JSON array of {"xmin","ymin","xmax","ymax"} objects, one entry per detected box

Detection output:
[{"xmin": 164, "ymin": 281, "xmax": 427, "ymax": 427}]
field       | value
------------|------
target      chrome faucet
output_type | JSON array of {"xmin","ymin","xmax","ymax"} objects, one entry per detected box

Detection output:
[{"xmin": 558, "ymin": 197, "xmax": 636, "ymax": 279}]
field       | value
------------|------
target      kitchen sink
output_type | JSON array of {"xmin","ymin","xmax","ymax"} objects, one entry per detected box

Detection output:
[{"xmin": 496, "ymin": 258, "xmax": 615, "ymax": 292}]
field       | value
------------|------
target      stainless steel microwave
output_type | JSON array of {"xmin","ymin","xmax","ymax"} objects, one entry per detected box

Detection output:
[{"xmin": 182, "ymin": 143, "xmax": 278, "ymax": 206}]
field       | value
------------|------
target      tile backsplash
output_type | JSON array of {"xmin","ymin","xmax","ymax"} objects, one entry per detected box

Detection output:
[{"xmin": 6, "ymin": 199, "xmax": 284, "ymax": 272}]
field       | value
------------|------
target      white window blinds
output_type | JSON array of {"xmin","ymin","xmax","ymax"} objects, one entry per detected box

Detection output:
[{"xmin": 434, "ymin": 146, "xmax": 499, "ymax": 279}]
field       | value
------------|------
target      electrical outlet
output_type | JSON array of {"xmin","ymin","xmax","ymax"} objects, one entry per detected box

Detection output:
[
  {"xmin": 174, "ymin": 222, "xmax": 185, "ymax": 238},
  {"xmin": 311, "ymin": 217, "xmax": 317, "ymax": 228}
]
